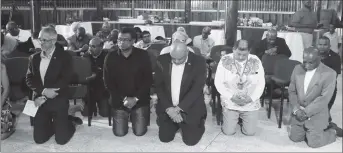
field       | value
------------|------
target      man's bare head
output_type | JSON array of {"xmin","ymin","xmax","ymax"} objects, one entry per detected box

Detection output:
[
  {"xmin": 170, "ymin": 42, "xmax": 188, "ymax": 65},
  {"xmin": 266, "ymin": 29, "xmax": 277, "ymax": 45},
  {"xmin": 6, "ymin": 21, "xmax": 19, "ymax": 36},
  {"xmin": 303, "ymin": 47, "xmax": 321, "ymax": 71}
]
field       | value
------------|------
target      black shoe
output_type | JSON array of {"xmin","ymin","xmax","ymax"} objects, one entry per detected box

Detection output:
[
  {"xmin": 68, "ymin": 115, "xmax": 83, "ymax": 125},
  {"xmin": 326, "ymin": 122, "xmax": 343, "ymax": 137},
  {"xmin": 238, "ymin": 118, "xmax": 243, "ymax": 126}
]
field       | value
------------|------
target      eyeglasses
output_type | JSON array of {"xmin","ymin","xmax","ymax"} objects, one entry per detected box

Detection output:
[
  {"xmin": 38, "ymin": 38, "xmax": 55, "ymax": 43},
  {"xmin": 117, "ymin": 38, "xmax": 132, "ymax": 42}
]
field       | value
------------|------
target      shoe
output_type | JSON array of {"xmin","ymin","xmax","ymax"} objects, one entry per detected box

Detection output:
[
  {"xmin": 68, "ymin": 115, "xmax": 83, "ymax": 125},
  {"xmin": 326, "ymin": 122, "xmax": 343, "ymax": 137}
]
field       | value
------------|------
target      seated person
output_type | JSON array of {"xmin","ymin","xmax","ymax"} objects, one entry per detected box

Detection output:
[
  {"xmin": 323, "ymin": 24, "xmax": 342, "ymax": 54},
  {"xmin": 5, "ymin": 21, "xmax": 31, "ymax": 42},
  {"xmin": 1, "ymin": 58, "xmax": 17, "ymax": 140},
  {"xmin": 288, "ymin": 47, "xmax": 338, "ymax": 148},
  {"xmin": 251, "ymin": 29, "xmax": 292, "ymax": 60},
  {"xmin": 134, "ymin": 30, "xmax": 152, "ymax": 50},
  {"xmin": 103, "ymin": 29, "xmax": 119, "ymax": 51},
  {"xmin": 67, "ymin": 27, "xmax": 92, "ymax": 55},
  {"xmin": 215, "ymin": 40, "xmax": 265, "ymax": 136},
  {"xmin": 100, "ymin": 22, "xmax": 112, "ymax": 38},
  {"xmin": 160, "ymin": 31, "xmax": 194, "ymax": 55},
  {"xmin": 193, "ymin": 26, "xmax": 215, "ymax": 59},
  {"xmin": 1, "ymin": 32, "xmax": 18, "ymax": 56}
]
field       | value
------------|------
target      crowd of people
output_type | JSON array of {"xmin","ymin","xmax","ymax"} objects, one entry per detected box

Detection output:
[{"xmin": 1, "ymin": 0, "xmax": 342, "ymax": 148}]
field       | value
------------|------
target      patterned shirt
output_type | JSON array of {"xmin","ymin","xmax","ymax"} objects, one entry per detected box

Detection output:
[{"xmin": 214, "ymin": 53, "xmax": 265, "ymax": 111}]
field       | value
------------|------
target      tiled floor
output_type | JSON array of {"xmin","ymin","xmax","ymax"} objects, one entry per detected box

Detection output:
[{"xmin": 1, "ymin": 75, "xmax": 342, "ymax": 152}]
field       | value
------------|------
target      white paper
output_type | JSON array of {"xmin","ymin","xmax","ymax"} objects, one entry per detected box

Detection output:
[{"xmin": 22, "ymin": 100, "xmax": 39, "ymax": 117}]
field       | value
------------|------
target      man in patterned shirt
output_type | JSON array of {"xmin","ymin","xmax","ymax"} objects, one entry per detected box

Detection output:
[{"xmin": 215, "ymin": 40, "xmax": 265, "ymax": 136}]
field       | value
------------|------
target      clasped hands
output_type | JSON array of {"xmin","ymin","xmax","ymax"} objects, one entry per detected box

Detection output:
[
  {"xmin": 36, "ymin": 88, "xmax": 60, "ymax": 107},
  {"xmin": 123, "ymin": 97, "xmax": 138, "ymax": 109},
  {"xmin": 294, "ymin": 108, "xmax": 309, "ymax": 122},
  {"xmin": 166, "ymin": 106, "xmax": 183, "ymax": 123},
  {"xmin": 231, "ymin": 94, "xmax": 252, "ymax": 106},
  {"xmin": 265, "ymin": 47, "xmax": 277, "ymax": 56}
]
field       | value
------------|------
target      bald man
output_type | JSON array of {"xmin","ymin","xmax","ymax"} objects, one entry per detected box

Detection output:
[
  {"xmin": 80, "ymin": 37, "xmax": 109, "ymax": 117},
  {"xmin": 67, "ymin": 27, "xmax": 92, "ymax": 55},
  {"xmin": 155, "ymin": 42, "xmax": 207, "ymax": 146},
  {"xmin": 288, "ymin": 47, "xmax": 338, "ymax": 148},
  {"xmin": 6, "ymin": 21, "xmax": 31, "ymax": 42},
  {"xmin": 252, "ymin": 29, "xmax": 291, "ymax": 60},
  {"xmin": 193, "ymin": 26, "xmax": 215, "ymax": 58}
]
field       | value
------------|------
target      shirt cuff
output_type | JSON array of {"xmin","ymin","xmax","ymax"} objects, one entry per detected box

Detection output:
[{"xmin": 41, "ymin": 88, "xmax": 47, "ymax": 96}]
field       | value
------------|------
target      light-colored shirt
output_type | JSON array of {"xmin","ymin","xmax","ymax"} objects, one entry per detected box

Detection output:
[
  {"xmin": 193, "ymin": 35, "xmax": 215, "ymax": 57},
  {"xmin": 171, "ymin": 57, "xmax": 187, "ymax": 106},
  {"xmin": 1, "ymin": 35, "xmax": 18, "ymax": 55},
  {"xmin": 304, "ymin": 68, "xmax": 317, "ymax": 94},
  {"xmin": 134, "ymin": 40, "xmax": 151, "ymax": 50},
  {"xmin": 160, "ymin": 46, "xmax": 194, "ymax": 55},
  {"xmin": 214, "ymin": 53, "xmax": 265, "ymax": 111},
  {"xmin": 39, "ymin": 46, "xmax": 55, "ymax": 85},
  {"xmin": 323, "ymin": 32, "xmax": 341, "ymax": 53},
  {"xmin": 6, "ymin": 29, "xmax": 31, "ymax": 42}
]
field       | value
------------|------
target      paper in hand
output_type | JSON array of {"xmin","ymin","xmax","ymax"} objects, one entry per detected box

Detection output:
[{"xmin": 22, "ymin": 100, "xmax": 39, "ymax": 117}]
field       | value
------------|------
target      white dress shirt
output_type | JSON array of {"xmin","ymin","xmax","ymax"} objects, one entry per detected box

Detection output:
[
  {"xmin": 304, "ymin": 68, "xmax": 317, "ymax": 94},
  {"xmin": 214, "ymin": 53, "xmax": 265, "ymax": 111},
  {"xmin": 193, "ymin": 35, "xmax": 215, "ymax": 57},
  {"xmin": 323, "ymin": 32, "xmax": 341, "ymax": 54},
  {"xmin": 171, "ymin": 57, "xmax": 188, "ymax": 106},
  {"xmin": 39, "ymin": 46, "xmax": 56, "ymax": 85},
  {"xmin": 6, "ymin": 29, "xmax": 31, "ymax": 42},
  {"xmin": 160, "ymin": 46, "xmax": 194, "ymax": 55}
]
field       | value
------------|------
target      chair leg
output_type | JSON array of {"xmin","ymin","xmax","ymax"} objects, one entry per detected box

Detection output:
[
  {"xmin": 211, "ymin": 87, "xmax": 216, "ymax": 116},
  {"xmin": 74, "ymin": 99, "xmax": 77, "ymax": 105},
  {"xmin": 268, "ymin": 82, "xmax": 274, "ymax": 119},
  {"xmin": 279, "ymin": 86, "xmax": 285, "ymax": 128},
  {"xmin": 216, "ymin": 94, "xmax": 222, "ymax": 125},
  {"xmin": 87, "ymin": 93, "xmax": 92, "ymax": 127},
  {"xmin": 108, "ymin": 101, "xmax": 112, "ymax": 126}
]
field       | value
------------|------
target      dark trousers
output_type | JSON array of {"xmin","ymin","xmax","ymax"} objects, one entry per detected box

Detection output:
[
  {"xmin": 158, "ymin": 113, "xmax": 206, "ymax": 146},
  {"xmin": 33, "ymin": 98, "xmax": 75, "ymax": 145},
  {"xmin": 82, "ymin": 93, "xmax": 109, "ymax": 117},
  {"xmin": 328, "ymin": 87, "xmax": 337, "ymax": 122},
  {"xmin": 112, "ymin": 106, "xmax": 150, "ymax": 137}
]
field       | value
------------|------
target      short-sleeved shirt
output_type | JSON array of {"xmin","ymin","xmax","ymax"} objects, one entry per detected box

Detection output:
[
  {"xmin": 193, "ymin": 35, "xmax": 215, "ymax": 57},
  {"xmin": 290, "ymin": 7, "xmax": 318, "ymax": 34}
]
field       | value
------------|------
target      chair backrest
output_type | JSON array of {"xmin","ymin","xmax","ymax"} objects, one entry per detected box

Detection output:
[
  {"xmin": 210, "ymin": 45, "xmax": 233, "ymax": 63},
  {"xmin": 65, "ymin": 50, "xmax": 78, "ymax": 56},
  {"xmin": 3, "ymin": 57, "xmax": 30, "ymax": 100},
  {"xmin": 261, "ymin": 54, "xmax": 289, "ymax": 75},
  {"xmin": 189, "ymin": 46, "xmax": 201, "ymax": 56},
  {"xmin": 146, "ymin": 48, "xmax": 158, "ymax": 71},
  {"xmin": 70, "ymin": 56, "xmax": 92, "ymax": 84},
  {"xmin": 273, "ymin": 58, "xmax": 301, "ymax": 83}
]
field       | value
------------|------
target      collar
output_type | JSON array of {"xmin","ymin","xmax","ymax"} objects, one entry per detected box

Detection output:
[
  {"xmin": 92, "ymin": 50, "xmax": 103, "ymax": 59},
  {"xmin": 40, "ymin": 45, "xmax": 56, "ymax": 59}
]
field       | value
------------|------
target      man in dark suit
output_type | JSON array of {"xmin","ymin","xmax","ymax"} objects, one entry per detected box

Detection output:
[
  {"xmin": 26, "ymin": 27, "xmax": 76, "ymax": 145},
  {"xmin": 288, "ymin": 47, "xmax": 338, "ymax": 148},
  {"xmin": 251, "ymin": 29, "xmax": 292, "ymax": 60},
  {"xmin": 155, "ymin": 42, "xmax": 207, "ymax": 146}
]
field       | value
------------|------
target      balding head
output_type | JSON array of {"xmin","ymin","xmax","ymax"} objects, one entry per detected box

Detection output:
[
  {"xmin": 6, "ymin": 21, "xmax": 19, "ymax": 36},
  {"xmin": 202, "ymin": 27, "xmax": 211, "ymax": 39},
  {"xmin": 303, "ymin": 47, "xmax": 321, "ymax": 71},
  {"xmin": 71, "ymin": 22, "xmax": 81, "ymax": 34},
  {"xmin": 89, "ymin": 37, "xmax": 104, "ymax": 56},
  {"xmin": 266, "ymin": 29, "xmax": 277, "ymax": 45},
  {"xmin": 170, "ymin": 42, "xmax": 188, "ymax": 65}
]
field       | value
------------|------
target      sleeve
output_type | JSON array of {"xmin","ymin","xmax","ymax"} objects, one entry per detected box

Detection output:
[
  {"xmin": 154, "ymin": 59, "xmax": 174, "ymax": 112},
  {"xmin": 304, "ymin": 71, "xmax": 337, "ymax": 117},
  {"xmin": 251, "ymin": 40, "xmax": 264, "ymax": 59},
  {"xmin": 288, "ymin": 66, "xmax": 301, "ymax": 112},
  {"xmin": 134, "ymin": 52, "xmax": 153, "ymax": 100},
  {"xmin": 214, "ymin": 58, "xmax": 235, "ymax": 100},
  {"xmin": 177, "ymin": 58, "xmax": 207, "ymax": 113},
  {"xmin": 278, "ymin": 39, "xmax": 292, "ymax": 57},
  {"xmin": 26, "ymin": 55, "xmax": 44, "ymax": 96},
  {"xmin": 249, "ymin": 58, "xmax": 265, "ymax": 102},
  {"xmin": 289, "ymin": 11, "xmax": 302, "ymax": 27}
]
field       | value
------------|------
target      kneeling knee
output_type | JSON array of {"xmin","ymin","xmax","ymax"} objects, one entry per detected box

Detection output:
[
  {"xmin": 307, "ymin": 141, "xmax": 322, "ymax": 148},
  {"xmin": 183, "ymin": 139, "xmax": 199, "ymax": 146},
  {"xmin": 159, "ymin": 135, "xmax": 174, "ymax": 143},
  {"xmin": 289, "ymin": 135, "xmax": 304, "ymax": 143},
  {"xmin": 242, "ymin": 130, "xmax": 256, "ymax": 136},
  {"xmin": 221, "ymin": 127, "xmax": 236, "ymax": 136},
  {"xmin": 55, "ymin": 138, "xmax": 69, "ymax": 145},
  {"xmin": 34, "ymin": 138, "xmax": 49, "ymax": 144},
  {"xmin": 112, "ymin": 130, "xmax": 128, "ymax": 137},
  {"xmin": 133, "ymin": 129, "xmax": 147, "ymax": 136}
]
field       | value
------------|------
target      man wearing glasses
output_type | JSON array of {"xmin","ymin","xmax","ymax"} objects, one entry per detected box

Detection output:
[
  {"xmin": 103, "ymin": 27, "xmax": 153, "ymax": 137},
  {"xmin": 26, "ymin": 27, "xmax": 77, "ymax": 145},
  {"xmin": 134, "ymin": 30, "xmax": 152, "ymax": 50},
  {"xmin": 215, "ymin": 40, "xmax": 265, "ymax": 136}
]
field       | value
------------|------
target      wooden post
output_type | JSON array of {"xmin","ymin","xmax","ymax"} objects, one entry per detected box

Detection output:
[
  {"xmin": 131, "ymin": 0, "xmax": 136, "ymax": 18},
  {"xmin": 225, "ymin": 0, "xmax": 238, "ymax": 46},
  {"xmin": 53, "ymin": 0, "xmax": 58, "ymax": 24},
  {"xmin": 184, "ymin": 0, "xmax": 192, "ymax": 23},
  {"xmin": 316, "ymin": 0, "xmax": 322, "ymax": 22},
  {"xmin": 30, "ymin": 0, "xmax": 41, "ymax": 35}
]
